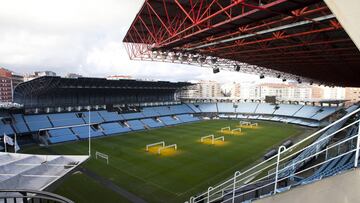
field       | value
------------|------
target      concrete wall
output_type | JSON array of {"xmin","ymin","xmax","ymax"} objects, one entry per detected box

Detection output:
[
  {"xmin": 255, "ymin": 168, "xmax": 360, "ymax": 203},
  {"xmin": 325, "ymin": 0, "xmax": 360, "ymax": 51}
]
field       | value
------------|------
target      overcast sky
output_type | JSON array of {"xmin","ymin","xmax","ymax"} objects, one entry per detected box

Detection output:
[{"xmin": 0, "ymin": 0, "xmax": 284, "ymax": 84}]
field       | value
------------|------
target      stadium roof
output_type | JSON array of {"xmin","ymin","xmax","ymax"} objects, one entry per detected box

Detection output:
[
  {"xmin": 14, "ymin": 76, "xmax": 191, "ymax": 97},
  {"xmin": 123, "ymin": 0, "xmax": 360, "ymax": 87},
  {"xmin": 13, "ymin": 76, "xmax": 191, "ymax": 108}
]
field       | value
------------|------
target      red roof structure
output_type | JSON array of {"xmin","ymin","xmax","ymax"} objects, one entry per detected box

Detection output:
[{"xmin": 123, "ymin": 0, "xmax": 360, "ymax": 87}]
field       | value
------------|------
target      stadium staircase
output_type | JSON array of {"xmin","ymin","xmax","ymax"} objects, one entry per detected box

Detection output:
[{"xmin": 187, "ymin": 105, "xmax": 360, "ymax": 203}]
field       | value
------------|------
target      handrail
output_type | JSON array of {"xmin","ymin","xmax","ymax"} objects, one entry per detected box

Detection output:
[
  {"xmin": 0, "ymin": 189, "xmax": 74, "ymax": 203},
  {"xmin": 189, "ymin": 106, "xmax": 360, "ymax": 203}
]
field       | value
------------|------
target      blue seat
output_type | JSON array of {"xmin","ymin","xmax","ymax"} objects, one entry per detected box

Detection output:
[
  {"xmin": 82, "ymin": 112, "xmax": 105, "ymax": 124},
  {"xmin": 127, "ymin": 120, "xmax": 145, "ymax": 131},
  {"xmin": 72, "ymin": 126, "xmax": 104, "ymax": 139},
  {"xmin": 12, "ymin": 114, "xmax": 30, "ymax": 134},
  {"xmin": 0, "ymin": 123, "xmax": 15, "ymax": 135},
  {"xmin": 159, "ymin": 116, "xmax": 182, "ymax": 126},
  {"xmin": 141, "ymin": 107, "xmax": 160, "ymax": 117},
  {"xmin": 140, "ymin": 118, "xmax": 164, "ymax": 128},
  {"xmin": 24, "ymin": 115, "xmax": 53, "ymax": 132},
  {"xmin": 177, "ymin": 114, "xmax": 199, "ymax": 123},
  {"xmin": 122, "ymin": 112, "xmax": 145, "ymax": 120},
  {"xmin": 48, "ymin": 134, "xmax": 78, "ymax": 144},
  {"xmin": 101, "ymin": 122, "xmax": 131, "ymax": 135},
  {"xmin": 48, "ymin": 113, "xmax": 85, "ymax": 127},
  {"xmin": 98, "ymin": 111, "xmax": 123, "ymax": 122}
]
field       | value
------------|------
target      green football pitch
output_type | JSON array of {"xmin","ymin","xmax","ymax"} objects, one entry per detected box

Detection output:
[{"xmin": 22, "ymin": 120, "xmax": 308, "ymax": 203}]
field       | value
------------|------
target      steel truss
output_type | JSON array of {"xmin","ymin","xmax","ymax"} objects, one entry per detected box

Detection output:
[{"xmin": 124, "ymin": 0, "xmax": 360, "ymax": 86}]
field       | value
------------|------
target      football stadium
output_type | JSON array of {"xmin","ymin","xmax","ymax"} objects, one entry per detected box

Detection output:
[{"xmin": 0, "ymin": 0, "xmax": 360, "ymax": 203}]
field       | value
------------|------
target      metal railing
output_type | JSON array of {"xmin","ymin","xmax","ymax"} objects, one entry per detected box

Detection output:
[
  {"xmin": 0, "ymin": 189, "xmax": 74, "ymax": 203},
  {"xmin": 188, "ymin": 106, "xmax": 360, "ymax": 203}
]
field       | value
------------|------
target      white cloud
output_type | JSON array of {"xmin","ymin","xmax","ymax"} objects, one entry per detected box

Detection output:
[{"xmin": 0, "ymin": 0, "xmax": 279, "ymax": 84}]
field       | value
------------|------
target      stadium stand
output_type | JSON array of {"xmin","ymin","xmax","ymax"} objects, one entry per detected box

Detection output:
[
  {"xmin": 293, "ymin": 105, "xmax": 321, "ymax": 119},
  {"xmin": 186, "ymin": 103, "xmax": 201, "ymax": 113},
  {"xmin": 177, "ymin": 114, "xmax": 200, "ymax": 123},
  {"xmin": 273, "ymin": 104, "xmax": 303, "ymax": 116},
  {"xmin": 12, "ymin": 114, "xmax": 29, "ymax": 134},
  {"xmin": 235, "ymin": 102, "xmax": 259, "ymax": 114},
  {"xmin": 126, "ymin": 120, "xmax": 145, "ymax": 131},
  {"xmin": 217, "ymin": 103, "xmax": 235, "ymax": 113},
  {"xmin": 100, "ymin": 122, "xmax": 130, "ymax": 135},
  {"xmin": 142, "ymin": 107, "xmax": 160, "ymax": 117},
  {"xmin": 311, "ymin": 107, "xmax": 337, "ymax": 120},
  {"xmin": 23, "ymin": 115, "xmax": 52, "ymax": 132},
  {"xmin": 169, "ymin": 104, "xmax": 194, "ymax": 114},
  {"xmin": 0, "ymin": 120, "xmax": 14, "ymax": 135},
  {"xmin": 82, "ymin": 111, "xmax": 104, "ymax": 123},
  {"xmin": 47, "ymin": 128, "xmax": 78, "ymax": 144},
  {"xmin": 195, "ymin": 103, "xmax": 217, "ymax": 113},
  {"xmin": 48, "ymin": 113, "xmax": 85, "ymax": 127},
  {"xmin": 152, "ymin": 106, "xmax": 173, "ymax": 116},
  {"xmin": 0, "ymin": 102, "xmax": 338, "ymax": 144},
  {"xmin": 98, "ymin": 110, "xmax": 124, "ymax": 122},
  {"xmin": 280, "ymin": 105, "xmax": 359, "ymax": 178},
  {"xmin": 159, "ymin": 116, "xmax": 182, "ymax": 126},
  {"xmin": 122, "ymin": 112, "xmax": 145, "ymax": 120},
  {"xmin": 255, "ymin": 103, "xmax": 277, "ymax": 115},
  {"xmin": 140, "ymin": 118, "xmax": 165, "ymax": 128},
  {"xmin": 72, "ymin": 126, "xmax": 104, "ymax": 139}
]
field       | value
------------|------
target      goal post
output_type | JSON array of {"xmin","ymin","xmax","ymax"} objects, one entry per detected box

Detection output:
[
  {"xmin": 158, "ymin": 144, "xmax": 177, "ymax": 154},
  {"xmin": 146, "ymin": 141, "xmax": 165, "ymax": 151},
  {"xmin": 201, "ymin": 134, "xmax": 214, "ymax": 142},
  {"xmin": 221, "ymin": 126, "xmax": 231, "ymax": 132},
  {"xmin": 95, "ymin": 151, "xmax": 109, "ymax": 164},
  {"xmin": 213, "ymin": 136, "xmax": 225, "ymax": 144},
  {"xmin": 239, "ymin": 121, "xmax": 251, "ymax": 126},
  {"xmin": 232, "ymin": 128, "xmax": 241, "ymax": 134}
]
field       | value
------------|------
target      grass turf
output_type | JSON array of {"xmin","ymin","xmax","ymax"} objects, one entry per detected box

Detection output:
[
  {"xmin": 54, "ymin": 172, "xmax": 131, "ymax": 203},
  {"xmin": 22, "ymin": 120, "xmax": 305, "ymax": 203}
]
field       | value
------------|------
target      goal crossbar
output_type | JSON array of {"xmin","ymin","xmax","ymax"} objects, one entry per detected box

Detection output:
[
  {"xmin": 213, "ymin": 136, "xmax": 225, "ymax": 144},
  {"xmin": 221, "ymin": 126, "xmax": 231, "ymax": 132},
  {"xmin": 232, "ymin": 128, "xmax": 242, "ymax": 133},
  {"xmin": 239, "ymin": 121, "xmax": 251, "ymax": 126},
  {"xmin": 201, "ymin": 134, "xmax": 214, "ymax": 142},
  {"xmin": 158, "ymin": 144, "xmax": 177, "ymax": 154},
  {"xmin": 95, "ymin": 151, "xmax": 109, "ymax": 164},
  {"xmin": 146, "ymin": 141, "xmax": 165, "ymax": 151}
]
